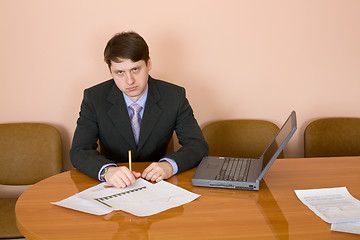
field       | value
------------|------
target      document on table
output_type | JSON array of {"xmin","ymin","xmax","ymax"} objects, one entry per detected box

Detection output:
[
  {"xmin": 52, "ymin": 178, "xmax": 200, "ymax": 217},
  {"xmin": 331, "ymin": 220, "xmax": 360, "ymax": 235},
  {"xmin": 295, "ymin": 187, "xmax": 360, "ymax": 235}
]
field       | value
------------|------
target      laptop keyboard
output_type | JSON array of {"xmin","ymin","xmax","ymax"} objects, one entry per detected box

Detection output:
[{"xmin": 215, "ymin": 157, "xmax": 251, "ymax": 181}]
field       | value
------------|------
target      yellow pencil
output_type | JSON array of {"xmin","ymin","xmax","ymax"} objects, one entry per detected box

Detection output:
[{"xmin": 128, "ymin": 150, "xmax": 132, "ymax": 171}]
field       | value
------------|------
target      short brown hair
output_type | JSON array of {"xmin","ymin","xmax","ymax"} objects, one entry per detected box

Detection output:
[{"xmin": 104, "ymin": 31, "xmax": 150, "ymax": 68}]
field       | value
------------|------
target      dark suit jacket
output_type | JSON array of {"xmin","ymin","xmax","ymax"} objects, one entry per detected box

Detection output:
[{"xmin": 70, "ymin": 76, "xmax": 208, "ymax": 179}]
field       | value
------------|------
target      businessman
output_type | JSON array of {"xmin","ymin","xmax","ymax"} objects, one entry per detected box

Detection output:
[{"xmin": 70, "ymin": 31, "xmax": 208, "ymax": 188}]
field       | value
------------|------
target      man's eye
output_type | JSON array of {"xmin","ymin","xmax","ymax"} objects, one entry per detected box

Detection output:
[
  {"xmin": 132, "ymin": 68, "xmax": 139, "ymax": 72},
  {"xmin": 117, "ymin": 71, "xmax": 123, "ymax": 75}
]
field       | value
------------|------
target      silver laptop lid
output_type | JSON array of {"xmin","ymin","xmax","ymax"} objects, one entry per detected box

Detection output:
[{"xmin": 257, "ymin": 111, "xmax": 297, "ymax": 181}]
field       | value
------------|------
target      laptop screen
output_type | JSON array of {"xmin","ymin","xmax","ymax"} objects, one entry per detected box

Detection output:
[{"xmin": 258, "ymin": 111, "xmax": 297, "ymax": 180}]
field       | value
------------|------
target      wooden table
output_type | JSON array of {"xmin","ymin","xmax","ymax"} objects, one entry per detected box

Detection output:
[{"xmin": 16, "ymin": 157, "xmax": 360, "ymax": 239}]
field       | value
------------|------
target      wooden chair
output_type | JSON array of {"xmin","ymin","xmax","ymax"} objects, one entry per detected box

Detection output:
[
  {"xmin": 0, "ymin": 123, "xmax": 63, "ymax": 238},
  {"xmin": 304, "ymin": 118, "xmax": 360, "ymax": 158},
  {"xmin": 202, "ymin": 120, "xmax": 283, "ymax": 159}
]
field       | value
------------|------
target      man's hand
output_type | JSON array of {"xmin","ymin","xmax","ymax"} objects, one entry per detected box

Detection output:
[
  {"xmin": 104, "ymin": 166, "xmax": 141, "ymax": 188},
  {"xmin": 141, "ymin": 161, "xmax": 173, "ymax": 182}
]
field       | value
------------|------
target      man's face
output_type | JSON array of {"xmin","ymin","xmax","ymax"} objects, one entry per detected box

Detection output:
[{"xmin": 110, "ymin": 58, "xmax": 152, "ymax": 102}]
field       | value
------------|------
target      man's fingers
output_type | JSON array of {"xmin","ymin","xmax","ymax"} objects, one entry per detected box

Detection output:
[
  {"xmin": 105, "ymin": 162, "xmax": 172, "ymax": 186},
  {"xmin": 155, "ymin": 176, "xmax": 163, "ymax": 182},
  {"xmin": 150, "ymin": 173, "xmax": 161, "ymax": 182},
  {"xmin": 141, "ymin": 163, "xmax": 153, "ymax": 179},
  {"xmin": 105, "ymin": 166, "xmax": 139, "ymax": 188},
  {"xmin": 142, "ymin": 163, "xmax": 159, "ymax": 180},
  {"xmin": 142, "ymin": 162, "xmax": 172, "ymax": 182},
  {"xmin": 111, "ymin": 179, "xmax": 127, "ymax": 188},
  {"xmin": 132, "ymin": 171, "xmax": 142, "ymax": 178}
]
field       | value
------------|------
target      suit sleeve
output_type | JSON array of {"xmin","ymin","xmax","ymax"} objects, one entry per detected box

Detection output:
[
  {"xmin": 70, "ymin": 89, "xmax": 115, "ymax": 179},
  {"xmin": 164, "ymin": 87, "xmax": 209, "ymax": 173}
]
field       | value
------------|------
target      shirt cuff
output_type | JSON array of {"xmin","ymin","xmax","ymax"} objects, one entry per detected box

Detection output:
[
  {"xmin": 98, "ymin": 163, "xmax": 118, "ymax": 181},
  {"xmin": 159, "ymin": 158, "xmax": 178, "ymax": 175}
]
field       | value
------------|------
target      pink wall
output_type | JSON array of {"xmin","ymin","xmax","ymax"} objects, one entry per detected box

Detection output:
[{"xmin": 1, "ymin": 0, "xmax": 360, "ymax": 170}]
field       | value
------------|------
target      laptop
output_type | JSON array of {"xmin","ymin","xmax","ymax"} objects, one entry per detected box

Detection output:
[{"xmin": 192, "ymin": 111, "xmax": 297, "ymax": 190}]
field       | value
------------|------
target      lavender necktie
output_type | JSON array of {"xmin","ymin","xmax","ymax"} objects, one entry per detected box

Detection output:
[{"xmin": 129, "ymin": 103, "xmax": 142, "ymax": 144}]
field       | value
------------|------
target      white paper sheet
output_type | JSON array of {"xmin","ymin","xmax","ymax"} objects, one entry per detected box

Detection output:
[
  {"xmin": 331, "ymin": 220, "xmax": 360, "ymax": 234},
  {"xmin": 295, "ymin": 187, "xmax": 360, "ymax": 223},
  {"xmin": 52, "ymin": 178, "xmax": 200, "ymax": 217},
  {"xmin": 52, "ymin": 192, "xmax": 113, "ymax": 215}
]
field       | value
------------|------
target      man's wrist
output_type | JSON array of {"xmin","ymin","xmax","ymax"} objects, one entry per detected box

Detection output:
[
  {"xmin": 159, "ymin": 158, "xmax": 178, "ymax": 175},
  {"xmin": 100, "ymin": 167, "xmax": 109, "ymax": 181},
  {"xmin": 98, "ymin": 164, "xmax": 117, "ymax": 181}
]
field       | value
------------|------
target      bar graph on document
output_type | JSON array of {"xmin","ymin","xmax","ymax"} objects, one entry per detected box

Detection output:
[{"xmin": 94, "ymin": 186, "xmax": 148, "ymax": 208}]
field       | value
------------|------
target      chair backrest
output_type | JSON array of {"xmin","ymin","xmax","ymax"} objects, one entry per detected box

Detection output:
[
  {"xmin": 202, "ymin": 120, "xmax": 282, "ymax": 159},
  {"xmin": 304, "ymin": 118, "xmax": 360, "ymax": 158},
  {"xmin": 0, "ymin": 123, "xmax": 63, "ymax": 185}
]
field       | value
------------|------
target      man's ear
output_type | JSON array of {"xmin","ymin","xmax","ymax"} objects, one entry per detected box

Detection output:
[{"xmin": 146, "ymin": 57, "xmax": 152, "ymax": 71}]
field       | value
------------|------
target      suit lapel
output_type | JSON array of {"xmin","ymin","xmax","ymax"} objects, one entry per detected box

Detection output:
[
  {"xmin": 137, "ymin": 78, "xmax": 162, "ymax": 152},
  {"xmin": 107, "ymin": 84, "xmax": 137, "ymax": 148}
]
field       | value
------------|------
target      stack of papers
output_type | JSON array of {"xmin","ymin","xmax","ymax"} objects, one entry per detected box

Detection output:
[
  {"xmin": 295, "ymin": 187, "xmax": 360, "ymax": 235},
  {"xmin": 52, "ymin": 178, "xmax": 200, "ymax": 217}
]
